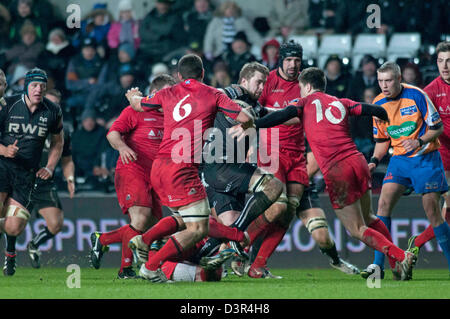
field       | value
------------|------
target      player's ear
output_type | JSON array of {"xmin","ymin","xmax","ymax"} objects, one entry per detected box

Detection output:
[{"xmin": 177, "ymin": 72, "xmax": 183, "ymax": 82}]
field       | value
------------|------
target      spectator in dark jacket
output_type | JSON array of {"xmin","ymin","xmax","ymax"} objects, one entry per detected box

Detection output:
[
  {"xmin": 71, "ymin": 109, "xmax": 108, "ymax": 179},
  {"xmin": 183, "ymin": 0, "xmax": 213, "ymax": 51},
  {"xmin": 324, "ymin": 55, "xmax": 351, "ymax": 98},
  {"xmin": 65, "ymin": 37, "xmax": 108, "ymax": 117},
  {"xmin": 8, "ymin": 0, "xmax": 47, "ymax": 44},
  {"xmin": 220, "ymin": 31, "xmax": 257, "ymax": 83},
  {"xmin": 38, "ymin": 28, "xmax": 77, "ymax": 97},
  {"xmin": 138, "ymin": 0, "xmax": 187, "ymax": 64},
  {"xmin": 5, "ymin": 21, "xmax": 44, "ymax": 75},
  {"xmin": 347, "ymin": 54, "xmax": 380, "ymax": 101}
]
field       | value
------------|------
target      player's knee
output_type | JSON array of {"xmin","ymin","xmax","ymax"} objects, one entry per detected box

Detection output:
[
  {"xmin": 311, "ymin": 227, "xmax": 332, "ymax": 247},
  {"xmin": 47, "ymin": 220, "xmax": 63, "ymax": 235},
  {"xmin": 252, "ymin": 174, "xmax": 282, "ymax": 202}
]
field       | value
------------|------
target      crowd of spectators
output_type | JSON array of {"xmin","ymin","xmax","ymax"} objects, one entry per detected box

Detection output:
[{"xmin": 0, "ymin": 0, "xmax": 448, "ymax": 193}]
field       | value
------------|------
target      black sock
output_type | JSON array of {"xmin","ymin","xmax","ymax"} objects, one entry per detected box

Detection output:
[
  {"xmin": 191, "ymin": 237, "xmax": 223, "ymax": 263},
  {"xmin": 32, "ymin": 227, "xmax": 55, "ymax": 248},
  {"xmin": 6, "ymin": 235, "xmax": 17, "ymax": 254},
  {"xmin": 231, "ymin": 191, "xmax": 273, "ymax": 231},
  {"xmin": 320, "ymin": 243, "xmax": 340, "ymax": 265}
]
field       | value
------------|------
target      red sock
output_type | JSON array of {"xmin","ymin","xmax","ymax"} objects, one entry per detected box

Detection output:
[
  {"xmin": 99, "ymin": 225, "xmax": 128, "ymax": 246},
  {"xmin": 251, "ymin": 222, "xmax": 287, "ymax": 269},
  {"xmin": 414, "ymin": 208, "xmax": 450, "ymax": 247},
  {"xmin": 142, "ymin": 216, "xmax": 178, "ymax": 246},
  {"xmin": 120, "ymin": 225, "xmax": 142, "ymax": 271},
  {"xmin": 246, "ymin": 214, "xmax": 272, "ymax": 245},
  {"xmin": 145, "ymin": 236, "xmax": 183, "ymax": 271},
  {"xmin": 369, "ymin": 218, "xmax": 396, "ymax": 268},
  {"xmin": 362, "ymin": 227, "xmax": 405, "ymax": 263},
  {"xmin": 208, "ymin": 218, "xmax": 244, "ymax": 242}
]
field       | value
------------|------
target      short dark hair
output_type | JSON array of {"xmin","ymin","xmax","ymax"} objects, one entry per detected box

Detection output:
[
  {"xmin": 45, "ymin": 88, "xmax": 62, "ymax": 101},
  {"xmin": 436, "ymin": 41, "xmax": 450, "ymax": 55},
  {"xmin": 238, "ymin": 62, "xmax": 269, "ymax": 84},
  {"xmin": 298, "ymin": 67, "xmax": 326, "ymax": 92},
  {"xmin": 178, "ymin": 54, "xmax": 203, "ymax": 80},
  {"xmin": 149, "ymin": 74, "xmax": 177, "ymax": 93}
]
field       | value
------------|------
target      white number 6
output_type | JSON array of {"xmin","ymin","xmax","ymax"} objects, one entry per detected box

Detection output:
[{"xmin": 173, "ymin": 94, "xmax": 192, "ymax": 122}]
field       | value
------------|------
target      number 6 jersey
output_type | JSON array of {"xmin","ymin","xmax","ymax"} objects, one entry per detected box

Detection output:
[
  {"xmin": 296, "ymin": 91, "xmax": 363, "ymax": 175},
  {"xmin": 140, "ymin": 79, "xmax": 243, "ymax": 163}
]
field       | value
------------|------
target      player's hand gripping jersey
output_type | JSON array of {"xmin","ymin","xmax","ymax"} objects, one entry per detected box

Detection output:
[{"xmin": 373, "ymin": 83, "xmax": 442, "ymax": 157}]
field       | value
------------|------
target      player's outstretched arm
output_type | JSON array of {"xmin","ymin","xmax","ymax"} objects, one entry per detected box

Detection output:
[
  {"xmin": 125, "ymin": 87, "xmax": 144, "ymax": 112},
  {"xmin": 264, "ymin": 107, "xmax": 300, "ymax": 125},
  {"xmin": 360, "ymin": 103, "xmax": 389, "ymax": 122},
  {"xmin": 254, "ymin": 105, "xmax": 298, "ymax": 129}
]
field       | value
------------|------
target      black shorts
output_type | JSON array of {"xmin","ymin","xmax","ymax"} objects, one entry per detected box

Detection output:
[
  {"xmin": 31, "ymin": 178, "xmax": 62, "ymax": 212},
  {"xmin": 203, "ymin": 163, "xmax": 256, "ymax": 196},
  {"xmin": 297, "ymin": 184, "xmax": 321, "ymax": 213},
  {"xmin": 0, "ymin": 158, "xmax": 35, "ymax": 210},
  {"xmin": 206, "ymin": 185, "xmax": 246, "ymax": 215}
]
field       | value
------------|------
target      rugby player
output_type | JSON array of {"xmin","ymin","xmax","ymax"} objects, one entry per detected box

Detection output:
[
  {"xmin": 407, "ymin": 42, "xmax": 450, "ymax": 262},
  {"xmin": 0, "ymin": 68, "xmax": 63, "ymax": 276},
  {"xmin": 89, "ymin": 74, "xmax": 176, "ymax": 279},
  {"xmin": 253, "ymin": 67, "xmax": 417, "ymax": 280},
  {"xmin": 26, "ymin": 89, "xmax": 75, "ymax": 269},
  {"xmin": 362, "ymin": 61, "xmax": 450, "ymax": 277},
  {"xmin": 125, "ymin": 54, "xmax": 253, "ymax": 282}
]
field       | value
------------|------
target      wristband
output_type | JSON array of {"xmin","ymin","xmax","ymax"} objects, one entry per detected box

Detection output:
[
  {"xmin": 44, "ymin": 167, "xmax": 53, "ymax": 175},
  {"xmin": 67, "ymin": 176, "xmax": 75, "ymax": 183},
  {"xmin": 369, "ymin": 157, "xmax": 379, "ymax": 167},
  {"xmin": 418, "ymin": 138, "xmax": 424, "ymax": 147}
]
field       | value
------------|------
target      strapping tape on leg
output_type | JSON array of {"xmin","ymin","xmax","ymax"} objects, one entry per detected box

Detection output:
[
  {"xmin": 306, "ymin": 217, "xmax": 328, "ymax": 233},
  {"xmin": 275, "ymin": 191, "xmax": 288, "ymax": 205},
  {"xmin": 249, "ymin": 174, "xmax": 274, "ymax": 194},
  {"xmin": 179, "ymin": 199, "xmax": 210, "ymax": 223},
  {"xmin": 287, "ymin": 196, "xmax": 300, "ymax": 211},
  {"xmin": 6, "ymin": 205, "xmax": 31, "ymax": 220}
]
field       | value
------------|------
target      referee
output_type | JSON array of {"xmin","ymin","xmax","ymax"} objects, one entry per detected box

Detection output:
[{"xmin": 0, "ymin": 68, "xmax": 64, "ymax": 276}]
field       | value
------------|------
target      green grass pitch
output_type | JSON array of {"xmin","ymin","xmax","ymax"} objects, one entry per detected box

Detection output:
[{"xmin": 0, "ymin": 267, "xmax": 448, "ymax": 299}]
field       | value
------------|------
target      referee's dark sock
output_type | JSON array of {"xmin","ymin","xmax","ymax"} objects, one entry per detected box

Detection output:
[
  {"xmin": 32, "ymin": 227, "xmax": 55, "ymax": 248},
  {"xmin": 320, "ymin": 243, "xmax": 340, "ymax": 265},
  {"xmin": 231, "ymin": 191, "xmax": 273, "ymax": 231},
  {"xmin": 6, "ymin": 235, "xmax": 17, "ymax": 255}
]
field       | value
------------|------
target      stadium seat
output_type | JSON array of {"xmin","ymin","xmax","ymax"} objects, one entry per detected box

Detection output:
[
  {"xmin": 317, "ymin": 34, "xmax": 352, "ymax": 69},
  {"xmin": 352, "ymin": 34, "xmax": 387, "ymax": 71},
  {"xmin": 287, "ymin": 35, "xmax": 318, "ymax": 61},
  {"xmin": 387, "ymin": 32, "xmax": 421, "ymax": 62}
]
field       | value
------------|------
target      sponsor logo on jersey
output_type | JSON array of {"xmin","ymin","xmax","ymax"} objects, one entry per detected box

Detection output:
[
  {"xmin": 144, "ymin": 118, "xmax": 156, "ymax": 121},
  {"xmin": 373, "ymin": 127, "xmax": 378, "ymax": 135},
  {"xmin": 273, "ymin": 101, "xmax": 280, "ymax": 108},
  {"xmin": 400, "ymin": 105, "xmax": 418, "ymax": 116},
  {"xmin": 188, "ymin": 188, "xmax": 197, "ymax": 195},
  {"xmin": 272, "ymin": 89, "xmax": 284, "ymax": 93},
  {"xmin": 8, "ymin": 123, "xmax": 48, "ymax": 137},
  {"xmin": 387, "ymin": 121, "xmax": 417, "ymax": 139},
  {"xmin": 431, "ymin": 111, "xmax": 440, "ymax": 122}
]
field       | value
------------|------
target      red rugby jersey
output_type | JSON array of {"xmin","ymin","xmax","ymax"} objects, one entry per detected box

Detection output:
[
  {"xmin": 296, "ymin": 92, "xmax": 363, "ymax": 175},
  {"xmin": 258, "ymin": 69, "xmax": 304, "ymax": 153},
  {"xmin": 140, "ymin": 79, "xmax": 242, "ymax": 163},
  {"xmin": 424, "ymin": 76, "xmax": 450, "ymax": 149},
  {"xmin": 108, "ymin": 106, "xmax": 164, "ymax": 169}
]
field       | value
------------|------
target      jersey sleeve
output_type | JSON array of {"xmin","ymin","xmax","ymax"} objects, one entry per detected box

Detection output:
[
  {"xmin": 108, "ymin": 107, "xmax": 137, "ymax": 134},
  {"xmin": 216, "ymin": 91, "xmax": 242, "ymax": 120},
  {"xmin": 62, "ymin": 128, "xmax": 72, "ymax": 157},
  {"xmin": 50, "ymin": 106, "xmax": 63, "ymax": 134},
  {"xmin": 141, "ymin": 92, "xmax": 163, "ymax": 110},
  {"xmin": 340, "ymin": 98, "xmax": 362, "ymax": 116}
]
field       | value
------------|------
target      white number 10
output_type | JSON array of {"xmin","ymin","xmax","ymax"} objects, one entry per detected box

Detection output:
[{"xmin": 312, "ymin": 99, "xmax": 346, "ymax": 124}]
